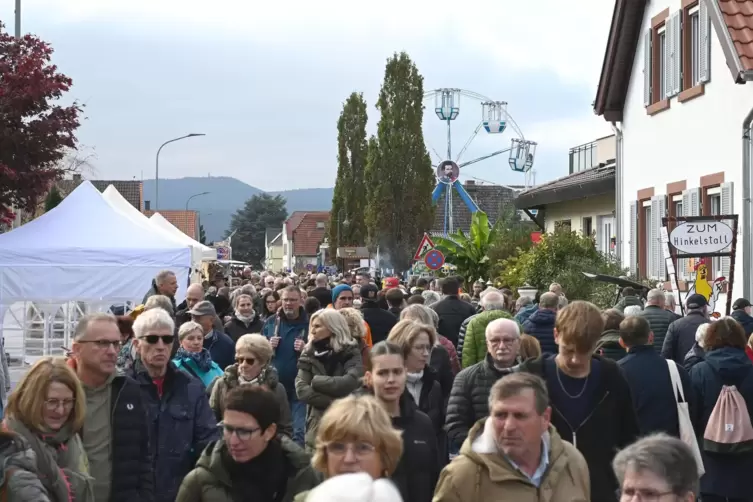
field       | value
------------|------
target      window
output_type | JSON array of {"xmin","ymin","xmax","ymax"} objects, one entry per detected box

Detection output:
[
  {"xmin": 706, "ymin": 188, "xmax": 722, "ymax": 279},
  {"xmin": 691, "ymin": 6, "xmax": 700, "ymax": 84},
  {"xmin": 644, "ymin": 9, "xmax": 672, "ymax": 114},
  {"xmin": 316, "ymin": 221, "xmax": 325, "ymax": 229},
  {"xmin": 680, "ymin": 0, "xmax": 710, "ymax": 101},
  {"xmin": 583, "ymin": 217, "xmax": 593, "ymax": 237},
  {"xmin": 658, "ymin": 27, "xmax": 667, "ymax": 99},
  {"xmin": 555, "ymin": 220, "xmax": 571, "ymax": 232}
]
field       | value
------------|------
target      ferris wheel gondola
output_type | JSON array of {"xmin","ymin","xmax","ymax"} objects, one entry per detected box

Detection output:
[{"xmin": 424, "ymin": 88, "xmax": 537, "ymax": 234}]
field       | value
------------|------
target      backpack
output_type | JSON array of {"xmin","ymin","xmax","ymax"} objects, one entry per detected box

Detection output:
[{"xmin": 703, "ymin": 384, "xmax": 753, "ymax": 453}]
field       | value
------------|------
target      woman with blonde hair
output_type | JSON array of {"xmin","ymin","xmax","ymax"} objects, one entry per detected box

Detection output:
[
  {"xmin": 294, "ymin": 395, "xmax": 403, "ymax": 501},
  {"xmin": 295, "ymin": 309, "xmax": 364, "ymax": 450},
  {"xmin": 400, "ymin": 305, "xmax": 459, "ymax": 377},
  {"xmin": 209, "ymin": 334, "xmax": 292, "ymax": 437},
  {"xmin": 337, "ymin": 308, "xmax": 370, "ymax": 367},
  {"xmin": 2, "ymin": 357, "xmax": 94, "ymax": 502}
]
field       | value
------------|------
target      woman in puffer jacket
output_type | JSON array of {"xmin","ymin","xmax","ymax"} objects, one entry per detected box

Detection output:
[
  {"xmin": 208, "ymin": 334, "xmax": 293, "ymax": 437},
  {"xmin": 295, "ymin": 309, "xmax": 363, "ymax": 451},
  {"xmin": 2, "ymin": 357, "xmax": 94, "ymax": 502}
]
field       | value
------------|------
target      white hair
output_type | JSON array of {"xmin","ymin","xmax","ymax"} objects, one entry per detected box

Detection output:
[
  {"xmin": 623, "ymin": 305, "xmax": 643, "ymax": 317},
  {"xmin": 144, "ymin": 294, "xmax": 173, "ymax": 315},
  {"xmin": 155, "ymin": 270, "xmax": 176, "ymax": 285},
  {"xmin": 306, "ymin": 473, "xmax": 404, "ymax": 502},
  {"xmin": 480, "ymin": 291, "xmax": 506, "ymax": 311},
  {"xmin": 485, "ymin": 318, "xmax": 521, "ymax": 339},
  {"xmin": 696, "ymin": 323, "xmax": 710, "ymax": 349},
  {"xmin": 647, "ymin": 288, "xmax": 665, "ymax": 305},
  {"xmin": 421, "ymin": 290, "xmax": 441, "ymax": 306},
  {"xmin": 133, "ymin": 308, "xmax": 175, "ymax": 338},
  {"xmin": 664, "ymin": 292, "xmax": 677, "ymax": 307}
]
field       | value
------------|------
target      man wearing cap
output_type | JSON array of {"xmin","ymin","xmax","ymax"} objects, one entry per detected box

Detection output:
[
  {"xmin": 360, "ymin": 284, "xmax": 398, "ymax": 345},
  {"xmin": 188, "ymin": 300, "xmax": 236, "ymax": 370},
  {"xmin": 383, "ymin": 277, "xmax": 400, "ymax": 290},
  {"xmin": 661, "ymin": 293, "xmax": 710, "ymax": 364},
  {"xmin": 731, "ymin": 298, "xmax": 753, "ymax": 336}
]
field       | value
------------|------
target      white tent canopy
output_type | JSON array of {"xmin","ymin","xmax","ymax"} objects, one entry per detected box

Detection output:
[
  {"xmin": 101, "ymin": 185, "xmax": 205, "ymax": 271},
  {"xmin": 0, "ymin": 181, "xmax": 191, "ymax": 303},
  {"xmin": 149, "ymin": 212, "xmax": 217, "ymax": 261}
]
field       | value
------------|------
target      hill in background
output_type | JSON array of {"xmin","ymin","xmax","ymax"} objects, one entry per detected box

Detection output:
[{"xmin": 142, "ymin": 177, "xmax": 333, "ymax": 242}]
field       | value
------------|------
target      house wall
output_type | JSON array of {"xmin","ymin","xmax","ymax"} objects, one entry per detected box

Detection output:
[
  {"xmin": 267, "ymin": 244, "xmax": 283, "ymax": 272},
  {"xmin": 621, "ymin": 0, "xmax": 750, "ymax": 306},
  {"xmin": 595, "ymin": 135, "xmax": 616, "ymax": 165},
  {"xmin": 544, "ymin": 193, "xmax": 616, "ymax": 254},
  {"xmin": 282, "ymin": 231, "xmax": 291, "ymax": 271}
]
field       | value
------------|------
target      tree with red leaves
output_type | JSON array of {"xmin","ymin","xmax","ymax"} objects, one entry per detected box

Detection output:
[{"xmin": 0, "ymin": 22, "xmax": 82, "ymax": 225}]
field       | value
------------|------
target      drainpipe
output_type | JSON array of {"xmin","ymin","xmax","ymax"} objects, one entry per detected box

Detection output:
[
  {"xmin": 742, "ymin": 106, "xmax": 753, "ymax": 298},
  {"xmin": 611, "ymin": 122, "xmax": 623, "ymax": 265}
]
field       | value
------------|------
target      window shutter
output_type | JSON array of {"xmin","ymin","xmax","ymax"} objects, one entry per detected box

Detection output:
[
  {"xmin": 699, "ymin": 0, "xmax": 711, "ymax": 83},
  {"xmin": 721, "ymin": 182, "xmax": 734, "ymax": 278},
  {"xmin": 680, "ymin": 189, "xmax": 697, "ymax": 279},
  {"xmin": 665, "ymin": 16, "xmax": 674, "ymax": 98},
  {"xmin": 689, "ymin": 187, "xmax": 700, "ymax": 216},
  {"xmin": 629, "ymin": 201, "xmax": 638, "ymax": 276},
  {"xmin": 650, "ymin": 197, "xmax": 661, "ymax": 278},
  {"xmin": 656, "ymin": 195, "xmax": 668, "ymax": 279},
  {"xmin": 644, "ymin": 29, "xmax": 652, "ymax": 106},
  {"xmin": 670, "ymin": 11, "xmax": 682, "ymax": 96}
]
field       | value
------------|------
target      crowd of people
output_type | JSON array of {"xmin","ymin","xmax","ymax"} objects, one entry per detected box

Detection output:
[{"xmin": 1, "ymin": 267, "xmax": 752, "ymax": 502}]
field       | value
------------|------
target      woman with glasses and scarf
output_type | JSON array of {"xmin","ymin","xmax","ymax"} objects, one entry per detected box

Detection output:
[
  {"xmin": 209, "ymin": 334, "xmax": 293, "ymax": 437},
  {"xmin": 1, "ymin": 357, "xmax": 94, "ymax": 502},
  {"xmin": 295, "ymin": 309, "xmax": 363, "ymax": 452},
  {"xmin": 173, "ymin": 321, "xmax": 223, "ymax": 388},
  {"xmin": 224, "ymin": 294, "xmax": 263, "ymax": 343},
  {"xmin": 176, "ymin": 386, "xmax": 320, "ymax": 502}
]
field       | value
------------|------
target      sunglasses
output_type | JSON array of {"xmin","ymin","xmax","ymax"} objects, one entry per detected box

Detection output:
[
  {"xmin": 140, "ymin": 335, "xmax": 175, "ymax": 345},
  {"xmin": 235, "ymin": 357, "xmax": 256, "ymax": 366}
]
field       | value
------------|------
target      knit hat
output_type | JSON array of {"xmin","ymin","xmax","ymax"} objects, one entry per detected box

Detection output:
[
  {"xmin": 360, "ymin": 284, "xmax": 379, "ymax": 302},
  {"xmin": 332, "ymin": 284, "xmax": 353, "ymax": 303}
]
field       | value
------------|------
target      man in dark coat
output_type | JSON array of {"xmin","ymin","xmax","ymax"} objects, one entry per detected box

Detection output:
[
  {"xmin": 432, "ymin": 277, "xmax": 477, "ymax": 347},
  {"xmin": 639, "ymin": 288, "xmax": 677, "ymax": 352},
  {"xmin": 142, "ymin": 270, "xmax": 178, "ymax": 312},
  {"xmin": 661, "ymin": 294, "xmax": 710, "ymax": 364},
  {"xmin": 308, "ymin": 273, "xmax": 332, "ymax": 310},
  {"xmin": 730, "ymin": 297, "xmax": 753, "ymax": 336},
  {"xmin": 359, "ymin": 284, "xmax": 397, "ymax": 345},
  {"xmin": 614, "ymin": 287, "xmax": 643, "ymax": 313},
  {"xmin": 522, "ymin": 292, "xmax": 558, "ymax": 355}
]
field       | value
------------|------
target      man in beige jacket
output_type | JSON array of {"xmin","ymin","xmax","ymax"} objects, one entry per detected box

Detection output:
[{"xmin": 433, "ymin": 373, "xmax": 590, "ymax": 502}]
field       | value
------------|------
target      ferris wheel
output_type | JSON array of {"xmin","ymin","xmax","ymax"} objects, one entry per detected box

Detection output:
[{"xmin": 423, "ymin": 88, "xmax": 537, "ymax": 235}]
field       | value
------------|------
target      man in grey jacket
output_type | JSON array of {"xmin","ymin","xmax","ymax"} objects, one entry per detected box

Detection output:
[{"xmin": 639, "ymin": 289, "xmax": 677, "ymax": 353}]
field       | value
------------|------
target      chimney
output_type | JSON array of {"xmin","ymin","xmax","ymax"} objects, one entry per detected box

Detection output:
[
  {"xmin": 465, "ymin": 180, "xmax": 475, "ymax": 186},
  {"xmin": 72, "ymin": 174, "xmax": 81, "ymax": 182},
  {"xmin": 145, "ymin": 200, "xmax": 151, "ymax": 211}
]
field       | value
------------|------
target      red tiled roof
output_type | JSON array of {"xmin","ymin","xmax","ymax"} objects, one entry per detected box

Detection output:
[
  {"xmin": 143, "ymin": 210, "xmax": 198, "ymax": 240},
  {"xmin": 284, "ymin": 211, "xmax": 307, "ymax": 239},
  {"xmin": 56, "ymin": 178, "xmax": 143, "ymax": 210},
  {"xmin": 719, "ymin": 0, "xmax": 753, "ymax": 70},
  {"xmin": 292, "ymin": 212, "xmax": 330, "ymax": 256}
]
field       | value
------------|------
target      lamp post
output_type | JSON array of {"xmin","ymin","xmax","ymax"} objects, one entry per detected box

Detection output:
[
  {"xmin": 155, "ymin": 133, "xmax": 205, "ymax": 210},
  {"xmin": 185, "ymin": 191, "xmax": 210, "ymax": 211},
  {"xmin": 15, "ymin": 0, "xmax": 21, "ymax": 38},
  {"xmin": 337, "ymin": 210, "xmax": 349, "ymax": 271}
]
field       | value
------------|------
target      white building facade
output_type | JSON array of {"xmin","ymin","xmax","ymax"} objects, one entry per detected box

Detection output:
[{"xmin": 594, "ymin": 0, "xmax": 753, "ymax": 303}]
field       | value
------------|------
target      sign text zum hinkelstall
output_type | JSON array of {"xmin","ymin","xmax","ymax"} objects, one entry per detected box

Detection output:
[{"xmin": 669, "ymin": 221, "xmax": 734, "ymax": 254}]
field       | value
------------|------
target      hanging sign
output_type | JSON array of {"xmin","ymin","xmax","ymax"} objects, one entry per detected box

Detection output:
[
  {"xmin": 413, "ymin": 233, "xmax": 436, "ymax": 260},
  {"xmin": 669, "ymin": 221, "xmax": 733, "ymax": 254}
]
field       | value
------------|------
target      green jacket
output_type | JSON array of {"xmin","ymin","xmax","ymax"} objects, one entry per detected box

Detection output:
[
  {"xmin": 175, "ymin": 436, "xmax": 321, "ymax": 502},
  {"xmin": 594, "ymin": 329, "xmax": 627, "ymax": 362},
  {"xmin": 462, "ymin": 310, "xmax": 516, "ymax": 368}
]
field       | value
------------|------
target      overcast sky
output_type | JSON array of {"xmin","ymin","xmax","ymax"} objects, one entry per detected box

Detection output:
[{"xmin": 2, "ymin": 0, "xmax": 616, "ymax": 191}]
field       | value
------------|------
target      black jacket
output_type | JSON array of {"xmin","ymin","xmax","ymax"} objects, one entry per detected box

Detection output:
[
  {"xmin": 444, "ymin": 354, "xmax": 514, "ymax": 450},
  {"xmin": 684, "ymin": 343, "xmax": 705, "ymax": 371},
  {"xmin": 223, "ymin": 314, "xmax": 264, "ymax": 343},
  {"xmin": 109, "ymin": 375, "xmax": 154, "ymax": 502},
  {"xmin": 639, "ymin": 305, "xmax": 676, "ymax": 352},
  {"xmin": 391, "ymin": 393, "xmax": 440, "ymax": 502},
  {"xmin": 410, "ymin": 366, "xmax": 447, "ymax": 466},
  {"xmin": 360, "ymin": 303, "xmax": 398, "ymax": 345},
  {"xmin": 428, "ymin": 344, "xmax": 454, "ymax": 402},
  {"xmin": 619, "ymin": 344, "xmax": 695, "ymax": 437},
  {"xmin": 456, "ymin": 313, "xmax": 480, "ymax": 359},
  {"xmin": 519, "ymin": 355, "xmax": 639, "ymax": 502},
  {"xmin": 309, "ymin": 287, "xmax": 332, "ymax": 310},
  {"xmin": 661, "ymin": 311, "xmax": 710, "ymax": 364},
  {"xmin": 431, "ymin": 296, "xmax": 476, "ymax": 347},
  {"xmin": 731, "ymin": 309, "xmax": 753, "ymax": 336},
  {"xmin": 522, "ymin": 308, "xmax": 557, "ymax": 355}
]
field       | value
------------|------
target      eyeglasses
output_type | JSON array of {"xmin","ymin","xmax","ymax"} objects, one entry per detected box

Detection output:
[
  {"xmin": 218, "ymin": 422, "xmax": 260, "ymax": 440},
  {"xmin": 618, "ymin": 488, "xmax": 676, "ymax": 501},
  {"xmin": 78, "ymin": 339, "xmax": 122, "ymax": 350},
  {"xmin": 140, "ymin": 335, "xmax": 175, "ymax": 345},
  {"xmin": 326, "ymin": 441, "xmax": 376, "ymax": 458},
  {"xmin": 235, "ymin": 357, "xmax": 256, "ymax": 366},
  {"xmin": 44, "ymin": 398, "xmax": 75, "ymax": 411},
  {"xmin": 487, "ymin": 337, "xmax": 519, "ymax": 346}
]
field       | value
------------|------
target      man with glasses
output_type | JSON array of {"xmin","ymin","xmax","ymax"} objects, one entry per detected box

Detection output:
[
  {"xmin": 71, "ymin": 313, "xmax": 153, "ymax": 502},
  {"xmin": 445, "ymin": 318, "xmax": 521, "ymax": 454},
  {"xmin": 176, "ymin": 386, "xmax": 320, "ymax": 501},
  {"xmin": 263, "ymin": 285, "xmax": 309, "ymax": 446},
  {"xmin": 127, "ymin": 308, "xmax": 218, "ymax": 502}
]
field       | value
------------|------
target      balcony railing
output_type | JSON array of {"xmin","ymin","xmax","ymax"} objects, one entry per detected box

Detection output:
[{"xmin": 569, "ymin": 141, "xmax": 598, "ymax": 174}]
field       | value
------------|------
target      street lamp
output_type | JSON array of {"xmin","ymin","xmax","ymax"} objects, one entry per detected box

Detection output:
[
  {"xmin": 185, "ymin": 191, "xmax": 210, "ymax": 211},
  {"xmin": 155, "ymin": 133, "xmax": 206, "ymax": 210}
]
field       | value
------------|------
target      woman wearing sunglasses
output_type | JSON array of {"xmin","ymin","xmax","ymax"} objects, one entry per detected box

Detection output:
[
  {"xmin": 177, "ymin": 386, "xmax": 320, "ymax": 502},
  {"xmin": 173, "ymin": 321, "xmax": 223, "ymax": 388},
  {"xmin": 209, "ymin": 334, "xmax": 293, "ymax": 438}
]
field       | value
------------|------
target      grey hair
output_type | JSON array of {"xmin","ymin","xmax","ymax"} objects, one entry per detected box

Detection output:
[
  {"xmin": 144, "ymin": 295, "xmax": 174, "ymax": 315},
  {"xmin": 400, "ymin": 304, "xmax": 439, "ymax": 329},
  {"xmin": 485, "ymin": 318, "xmax": 521, "ymax": 340},
  {"xmin": 178, "ymin": 321, "xmax": 203, "ymax": 341},
  {"xmin": 236, "ymin": 334, "xmax": 273, "ymax": 365},
  {"xmin": 539, "ymin": 292, "xmax": 559, "ymax": 310},
  {"xmin": 133, "ymin": 308, "xmax": 175, "ymax": 338},
  {"xmin": 647, "ymin": 289, "xmax": 665, "ymax": 305},
  {"xmin": 315, "ymin": 273, "xmax": 328, "ymax": 286},
  {"xmin": 421, "ymin": 290, "xmax": 441, "ymax": 306},
  {"xmin": 624, "ymin": 305, "xmax": 643, "ymax": 317},
  {"xmin": 155, "ymin": 270, "xmax": 176, "ymax": 285},
  {"xmin": 664, "ymin": 292, "xmax": 677, "ymax": 307},
  {"xmin": 480, "ymin": 287, "xmax": 500, "ymax": 299},
  {"xmin": 515, "ymin": 296, "xmax": 532, "ymax": 308},
  {"xmin": 480, "ymin": 291, "xmax": 506, "ymax": 311},
  {"xmin": 558, "ymin": 295, "xmax": 569, "ymax": 309},
  {"xmin": 74, "ymin": 313, "xmax": 117, "ymax": 341},
  {"xmin": 309, "ymin": 309, "xmax": 356, "ymax": 352},
  {"xmin": 695, "ymin": 323, "xmax": 710, "ymax": 349},
  {"xmin": 612, "ymin": 433, "xmax": 699, "ymax": 497}
]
